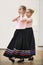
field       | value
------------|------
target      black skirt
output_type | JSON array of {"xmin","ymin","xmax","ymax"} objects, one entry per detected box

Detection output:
[{"xmin": 4, "ymin": 28, "xmax": 35, "ymax": 58}]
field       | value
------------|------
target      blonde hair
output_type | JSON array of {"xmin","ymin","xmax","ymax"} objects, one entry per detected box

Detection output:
[{"xmin": 28, "ymin": 9, "xmax": 34, "ymax": 14}]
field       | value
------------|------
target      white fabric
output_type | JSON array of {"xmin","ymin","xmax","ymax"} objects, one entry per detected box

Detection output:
[
  {"xmin": 26, "ymin": 17, "xmax": 33, "ymax": 28},
  {"xmin": 16, "ymin": 15, "xmax": 26, "ymax": 29},
  {"xmin": 16, "ymin": 15, "xmax": 32, "ymax": 29}
]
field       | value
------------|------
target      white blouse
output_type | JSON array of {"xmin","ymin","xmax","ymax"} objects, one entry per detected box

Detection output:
[
  {"xmin": 16, "ymin": 15, "xmax": 26, "ymax": 29},
  {"xmin": 16, "ymin": 15, "xmax": 32, "ymax": 29},
  {"xmin": 26, "ymin": 17, "xmax": 32, "ymax": 28}
]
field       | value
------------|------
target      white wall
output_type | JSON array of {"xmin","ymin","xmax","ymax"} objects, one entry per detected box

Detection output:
[
  {"xmin": 38, "ymin": 0, "xmax": 43, "ymax": 46},
  {"xmin": 0, "ymin": 0, "xmax": 39, "ymax": 48}
]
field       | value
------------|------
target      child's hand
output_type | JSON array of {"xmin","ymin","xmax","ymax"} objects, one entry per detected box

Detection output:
[
  {"xmin": 27, "ymin": 20, "xmax": 32, "ymax": 23},
  {"xmin": 12, "ymin": 16, "xmax": 20, "ymax": 22},
  {"xmin": 12, "ymin": 19, "xmax": 17, "ymax": 22},
  {"xmin": 21, "ymin": 19, "xmax": 27, "ymax": 22}
]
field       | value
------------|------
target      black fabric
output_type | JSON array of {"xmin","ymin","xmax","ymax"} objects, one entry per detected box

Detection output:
[
  {"xmin": 7, "ymin": 29, "xmax": 26, "ymax": 50},
  {"xmin": 7, "ymin": 30, "xmax": 19, "ymax": 50},
  {"xmin": 25, "ymin": 28, "xmax": 35, "ymax": 50},
  {"xmin": 4, "ymin": 28, "xmax": 35, "ymax": 58}
]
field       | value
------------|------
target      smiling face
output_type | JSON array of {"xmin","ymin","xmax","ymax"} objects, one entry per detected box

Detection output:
[
  {"xmin": 26, "ymin": 9, "xmax": 34, "ymax": 18},
  {"xmin": 18, "ymin": 6, "xmax": 26, "ymax": 16},
  {"xmin": 26, "ymin": 9, "xmax": 32, "ymax": 17}
]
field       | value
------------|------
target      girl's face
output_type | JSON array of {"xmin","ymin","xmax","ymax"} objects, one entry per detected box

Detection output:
[
  {"xmin": 26, "ymin": 9, "xmax": 32, "ymax": 17},
  {"xmin": 18, "ymin": 6, "xmax": 25, "ymax": 15}
]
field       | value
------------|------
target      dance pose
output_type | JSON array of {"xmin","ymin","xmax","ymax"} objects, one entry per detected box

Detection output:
[
  {"xmin": 3, "ymin": 6, "xmax": 35, "ymax": 63},
  {"xmin": 25, "ymin": 9, "xmax": 35, "ymax": 60},
  {"xmin": 3, "ymin": 5, "xmax": 26, "ymax": 63}
]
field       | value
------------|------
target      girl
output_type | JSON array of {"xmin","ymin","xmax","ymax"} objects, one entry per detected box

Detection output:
[
  {"xmin": 18, "ymin": 9, "xmax": 35, "ymax": 61},
  {"xmin": 25, "ymin": 9, "xmax": 35, "ymax": 60},
  {"xmin": 3, "ymin": 5, "xmax": 26, "ymax": 63}
]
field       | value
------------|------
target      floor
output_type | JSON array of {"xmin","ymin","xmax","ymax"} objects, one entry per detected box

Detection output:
[{"xmin": 0, "ymin": 50, "xmax": 43, "ymax": 65}]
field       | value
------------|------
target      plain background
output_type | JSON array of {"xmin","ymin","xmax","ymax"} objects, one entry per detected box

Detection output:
[{"xmin": 0, "ymin": 0, "xmax": 42, "ymax": 50}]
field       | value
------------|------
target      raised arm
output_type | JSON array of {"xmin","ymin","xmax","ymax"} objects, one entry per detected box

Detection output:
[
  {"xmin": 27, "ymin": 20, "xmax": 32, "ymax": 23},
  {"xmin": 21, "ymin": 18, "xmax": 32, "ymax": 23},
  {"xmin": 12, "ymin": 16, "xmax": 20, "ymax": 22},
  {"xmin": 21, "ymin": 19, "xmax": 27, "ymax": 23}
]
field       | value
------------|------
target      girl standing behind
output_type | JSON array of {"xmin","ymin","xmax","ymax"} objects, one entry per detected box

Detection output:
[
  {"xmin": 25, "ymin": 9, "xmax": 35, "ymax": 60},
  {"xmin": 19, "ymin": 9, "xmax": 36, "ymax": 61}
]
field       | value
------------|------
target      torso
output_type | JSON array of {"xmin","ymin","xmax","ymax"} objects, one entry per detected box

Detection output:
[
  {"xmin": 16, "ymin": 15, "xmax": 26, "ymax": 29},
  {"xmin": 16, "ymin": 16, "xmax": 32, "ymax": 29},
  {"xmin": 26, "ymin": 17, "xmax": 32, "ymax": 28}
]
